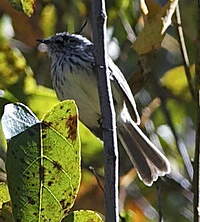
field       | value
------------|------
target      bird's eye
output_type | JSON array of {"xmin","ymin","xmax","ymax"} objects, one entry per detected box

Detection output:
[{"xmin": 68, "ymin": 38, "xmax": 77, "ymax": 44}]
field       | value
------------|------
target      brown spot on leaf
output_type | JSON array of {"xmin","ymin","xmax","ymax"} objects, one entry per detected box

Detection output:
[
  {"xmin": 42, "ymin": 121, "xmax": 53, "ymax": 129},
  {"xmin": 42, "ymin": 134, "xmax": 47, "ymax": 139},
  {"xmin": 60, "ymin": 199, "xmax": 71, "ymax": 210},
  {"xmin": 53, "ymin": 160, "xmax": 62, "ymax": 170},
  {"xmin": 60, "ymin": 199, "xmax": 66, "ymax": 209},
  {"xmin": 27, "ymin": 196, "xmax": 35, "ymax": 205},
  {"xmin": 48, "ymin": 181, "xmax": 53, "ymax": 186},
  {"xmin": 66, "ymin": 115, "xmax": 77, "ymax": 141}
]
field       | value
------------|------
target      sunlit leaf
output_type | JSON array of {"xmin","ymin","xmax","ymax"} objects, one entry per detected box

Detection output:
[
  {"xmin": 0, "ymin": 183, "xmax": 10, "ymax": 208},
  {"xmin": 0, "ymin": 201, "xmax": 14, "ymax": 222},
  {"xmin": 133, "ymin": 0, "xmax": 171, "ymax": 54},
  {"xmin": 80, "ymin": 123, "xmax": 103, "ymax": 167},
  {"xmin": 40, "ymin": 4, "xmax": 57, "ymax": 37},
  {"xmin": 5, "ymin": 101, "xmax": 81, "ymax": 221},
  {"xmin": 9, "ymin": 0, "xmax": 36, "ymax": 16},
  {"xmin": 1, "ymin": 103, "xmax": 39, "ymax": 140},
  {"xmin": 62, "ymin": 210, "xmax": 104, "ymax": 222},
  {"xmin": 160, "ymin": 65, "xmax": 194, "ymax": 99},
  {"xmin": 0, "ymin": 40, "xmax": 27, "ymax": 89},
  {"xmin": 75, "ymin": 2, "xmax": 87, "ymax": 16},
  {"xmin": 22, "ymin": 74, "xmax": 58, "ymax": 119}
]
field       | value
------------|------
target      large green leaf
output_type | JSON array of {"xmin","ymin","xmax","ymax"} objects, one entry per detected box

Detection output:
[
  {"xmin": 5, "ymin": 101, "xmax": 81, "ymax": 221},
  {"xmin": 62, "ymin": 210, "xmax": 104, "ymax": 222}
]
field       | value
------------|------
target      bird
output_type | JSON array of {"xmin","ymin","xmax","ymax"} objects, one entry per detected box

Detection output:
[{"xmin": 37, "ymin": 32, "xmax": 170, "ymax": 186}]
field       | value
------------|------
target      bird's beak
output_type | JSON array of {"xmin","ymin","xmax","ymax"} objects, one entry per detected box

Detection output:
[{"xmin": 37, "ymin": 39, "xmax": 49, "ymax": 52}]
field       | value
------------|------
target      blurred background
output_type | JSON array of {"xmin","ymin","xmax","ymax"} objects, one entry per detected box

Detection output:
[{"xmin": 0, "ymin": 0, "xmax": 198, "ymax": 221}]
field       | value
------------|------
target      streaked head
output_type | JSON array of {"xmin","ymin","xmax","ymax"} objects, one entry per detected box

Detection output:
[{"xmin": 37, "ymin": 32, "xmax": 93, "ymax": 57}]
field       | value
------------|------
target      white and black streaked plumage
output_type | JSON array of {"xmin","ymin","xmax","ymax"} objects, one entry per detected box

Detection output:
[{"xmin": 38, "ymin": 32, "xmax": 170, "ymax": 186}]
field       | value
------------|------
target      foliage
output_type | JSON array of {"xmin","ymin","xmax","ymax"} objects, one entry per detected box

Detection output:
[
  {"xmin": 1, "ymin": 101, "xmax": 102, "ymax": 221},
  {"xmin": 0, "ymin": 0, "xmax": 198, "ymax": 221}
]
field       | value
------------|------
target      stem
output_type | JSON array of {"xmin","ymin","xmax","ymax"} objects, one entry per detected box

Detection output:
[
  {"xmin": 156, "ymin": 182, "xmax": 163, "ymax": 222},
  {"xmin": 91, "ymin": 1, "xmax": 119, "ymax": 222},
  {"xmin": 194, "ymin": 103, "xmax": 200, "ymax": 222},
  {"xmin": 161, "ymin": 98, "xmax": 193, "ymax": 181},
  {"xmin": 175, "ymin": 3, "xmax": 195, "ymax": 99},
  {"xmin": 193, "ymin": 2, "xmax": 200, "ymax": 221}
]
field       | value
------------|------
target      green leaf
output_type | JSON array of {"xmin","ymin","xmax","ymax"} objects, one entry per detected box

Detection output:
[
  {"xmin": 160, "ymin": 65, "xmax": 194, "ymax": 100},
  {"xmin": 6, "ymin": 101, "xmax": 81, "ymax": 221},
  {"xmin": 0, "ymin": 183, "xmax": 10, "ymax": 208},
  {"xmin": 9, "ymin": 0, "xmax": 36, "ymax": 16},
  {"xmin": 24, "ymin": 74, "xmax": 59, "ymax": 119},
  {"xmin": 40, "ymin": 4, "xmax": 57, "ymax": 37},
  {"xmin": 0, "ymin": 201, "xmax": 14, "ymax": 222},
  {"xmin": 62, "ymin": 210, "xmax": 104, "ymax": 222}
]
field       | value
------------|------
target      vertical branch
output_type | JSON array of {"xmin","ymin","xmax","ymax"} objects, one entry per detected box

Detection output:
[
  {"xmin": 193, "ymin": 2, "xmax": 200, "ymax": 221},
  {"xmin": 194, "ymin": 100, "xmax": 200, "ymax": 222},
  {"xmin": 175, "ymin": 3, "xmax": 195, "ymax": 99},
  {"xmin": 160, "ymin": 97, "xmax": 193, "ymax": 181},
  {"xmin": 91, "ymin": 1, "xmax": 119, "ymax": 222},
  {"xmin": 193, "ymin": 1, "xmax": 200, "ymax": 221},
  {"xmin": 156, "ymin": 182, "xmax": 163, "ymax": 222}
]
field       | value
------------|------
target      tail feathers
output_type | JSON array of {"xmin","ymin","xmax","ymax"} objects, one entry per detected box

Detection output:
[{"xmin": 118, "ymin": 120, "xmax": 171, "ymax": 186}]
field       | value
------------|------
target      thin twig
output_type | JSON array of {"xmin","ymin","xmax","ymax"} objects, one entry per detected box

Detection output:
[
  {"xmin": 193, "ymin": 1, "xmax": 200, "ymax": 221},
  {"xmin": 119, "ymin": 11, "xmax": 136, "ymax": 43},
  {"xmin": 149, "ymin": 67, "xmax": 193, "ymax": 181},
  {"xmin": 160, "ymin": 92, "xmax": 193, "ymax": 181},
  {"xmin": 89, "ymin": 166, "xmax": 104, "ymax": 193},
  {"xmin": 193, "ymin": 101, "xmax": 200, "ymax": 222},
  {"xmin": 91, "ymin": 1, "xmax": 119, "ymax": 222},
  {"xmin": 156, "ymin": 181, "xmax": 163, "ymax": 222},
  {"xmin": 175, "ymin": 3, "xmax": 195, "ymax": 99}
]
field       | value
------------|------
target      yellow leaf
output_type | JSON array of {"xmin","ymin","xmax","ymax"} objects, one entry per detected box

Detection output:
[
  {"xmin": 133, "ymin": 0, "xmax": 171, "ymax": 54},
  {"xmin": 160, "ymin": 65, "xmax": 194, "ymax": 100}
]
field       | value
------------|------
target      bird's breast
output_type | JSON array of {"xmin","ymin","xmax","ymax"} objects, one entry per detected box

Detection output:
[{"xmin": 51, "ymin": 58, "xmax": 102, "ymax": 132}]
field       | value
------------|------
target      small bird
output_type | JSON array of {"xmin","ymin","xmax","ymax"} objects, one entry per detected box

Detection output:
[{"xmin": 38, "ymin": 32, "xmax": 170, "ymax": 186}]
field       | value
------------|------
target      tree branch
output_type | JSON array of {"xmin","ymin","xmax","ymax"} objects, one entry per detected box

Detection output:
[
  {"xmin": 193, "ymin": 1, "xmax": 200, "ymax": 221},
  {"xmin": 91, "ymin": 1, "xmax": 119, "ymax": 222},
  {"xmin": 175, "ymin": 3, "xmax": 195, "ymax": 99}
]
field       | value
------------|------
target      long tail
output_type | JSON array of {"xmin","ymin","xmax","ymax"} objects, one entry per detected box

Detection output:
[{"xmin": 118, "ymin": 108, "xmax": 171, "ymax": 186}]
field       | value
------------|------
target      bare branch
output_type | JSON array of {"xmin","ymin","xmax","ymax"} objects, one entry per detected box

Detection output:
[
  {"xmin": 91, "ymin": 1, "xmax": 119, "ymax": 221},
  {"xmin": 175, "ymin": 3, "xmax": 195, "ymax": 99},
  {"xmin": 193, "ymin": 1, "xmax": 200, "ymax": 221},
  {"xmin": 156, "ymin": 182, "xmax": 163, "ymax": 222},
  {"xmin": 159, "ymin": 89, "xmax": 193, "ymax": 181},
  {"xmin": 89, "ymin": 166, "xmax": 104, "ymax": 193}
]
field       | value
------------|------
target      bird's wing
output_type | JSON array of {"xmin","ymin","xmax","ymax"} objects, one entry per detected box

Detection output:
[{"xmin": 108, "ymin": 57, "xmax": 140, "ymax": 124}]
